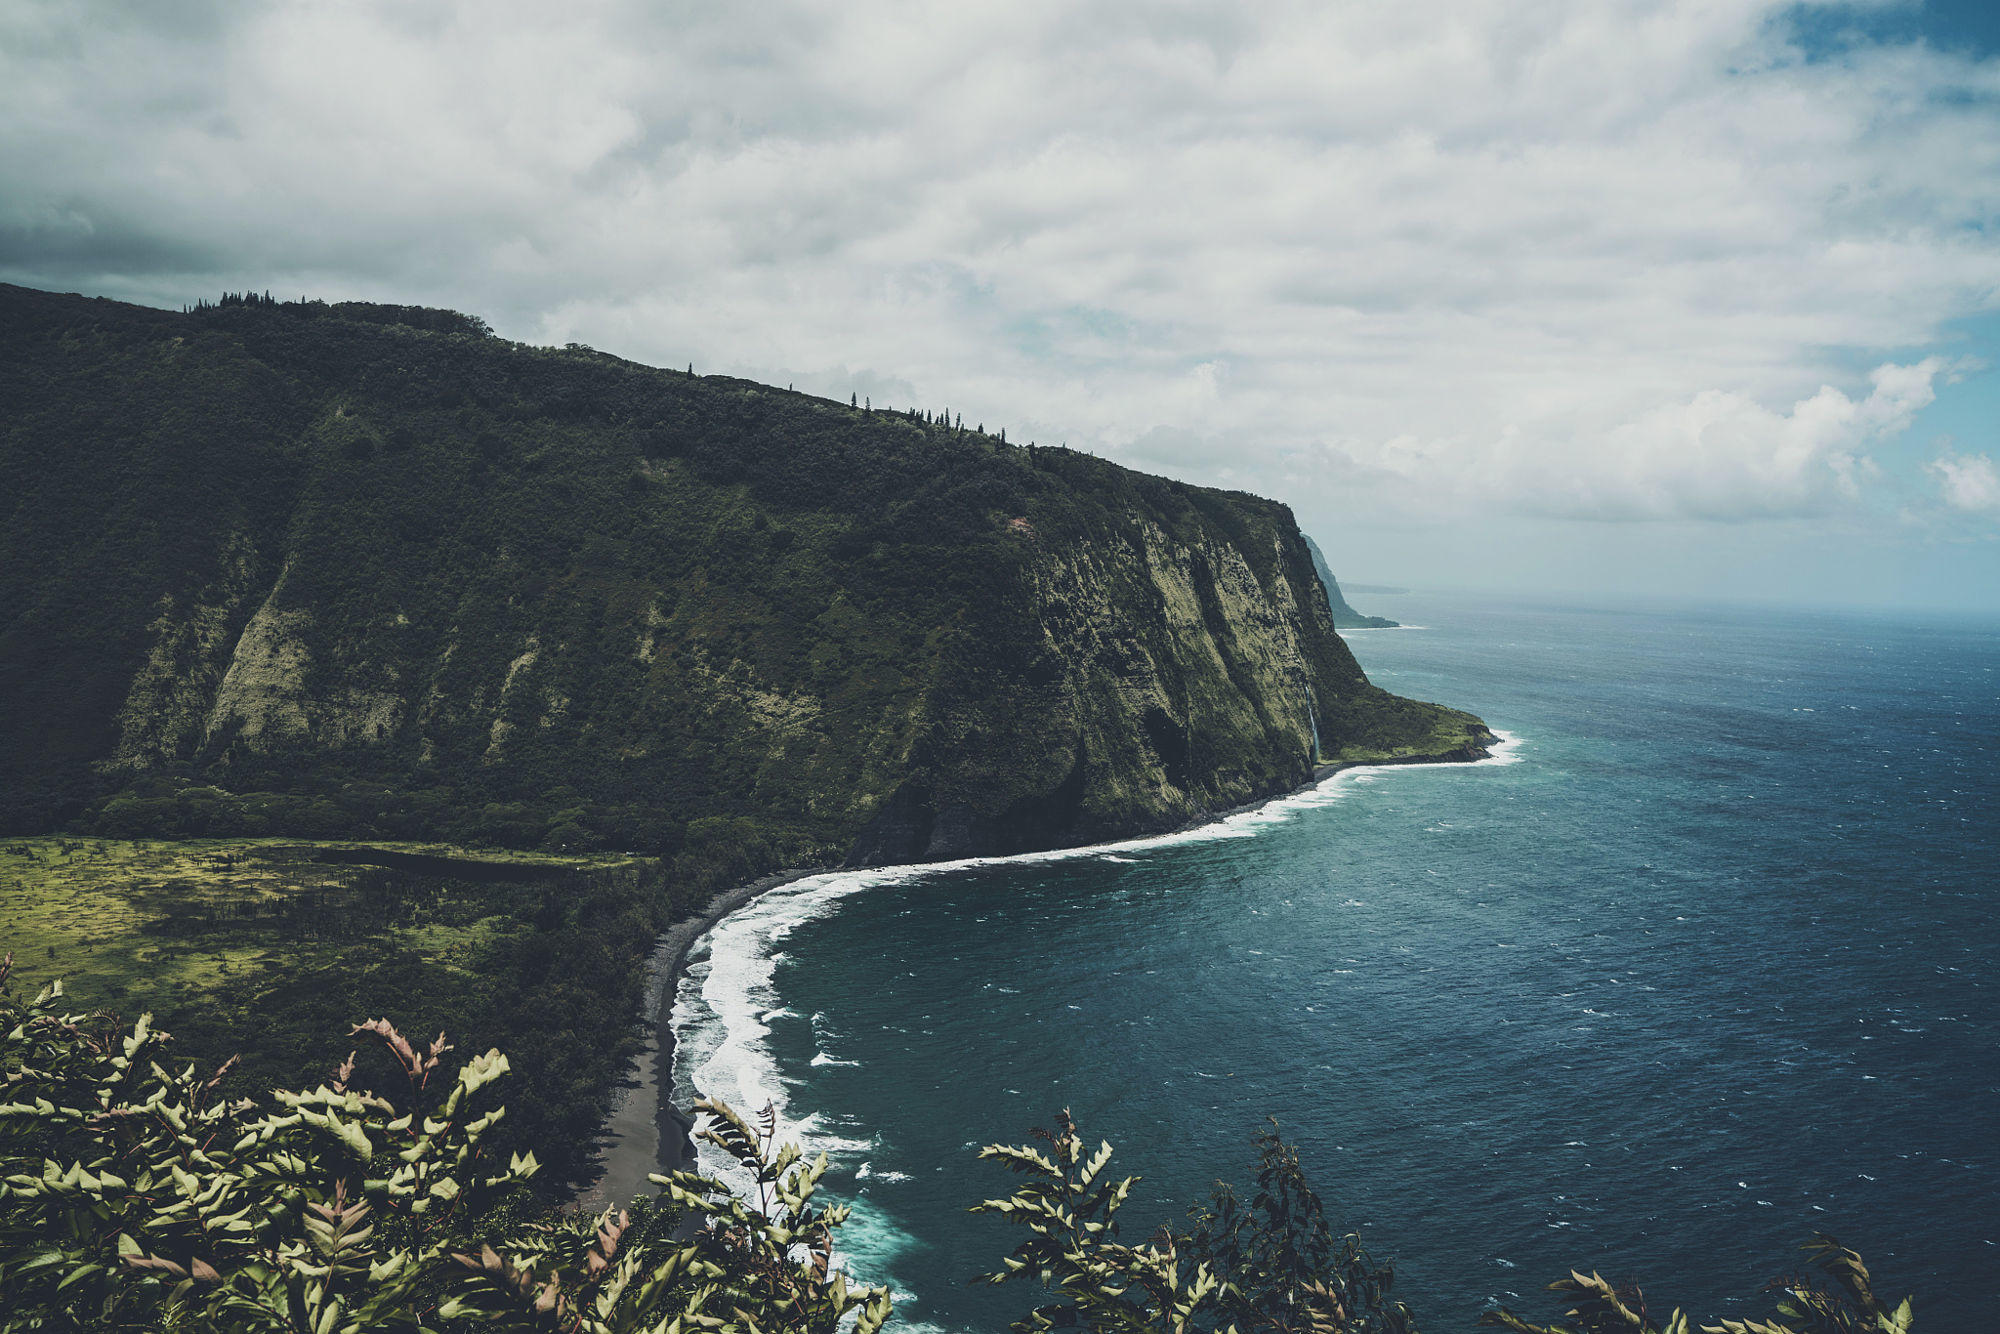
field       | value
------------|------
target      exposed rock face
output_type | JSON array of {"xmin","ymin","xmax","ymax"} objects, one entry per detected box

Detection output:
[
  {"xmin": 850, "ymin": 520, "xmax": 1342, "ymax": 861},
  {"xmin": 0, "ymin": 283, "xmax": 1485, "ymax": 858},
  {"xmin": 204, "ymin": 569, "xmax": 315, "ymax": 745}
]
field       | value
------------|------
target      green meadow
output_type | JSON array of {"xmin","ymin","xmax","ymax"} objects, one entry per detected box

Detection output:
[
  {"xmin": 0, "ymin": 836, "xmax": 610, "ymax": 1004},
  {"xmin": 0, "ymin": 836, "xmax": 669, "ymax": 1195}
]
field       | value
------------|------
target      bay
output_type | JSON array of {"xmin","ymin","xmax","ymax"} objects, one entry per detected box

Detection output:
[{"xmin": 672, "ymin": 593, "xmax": 1999, "ymax": 1331}]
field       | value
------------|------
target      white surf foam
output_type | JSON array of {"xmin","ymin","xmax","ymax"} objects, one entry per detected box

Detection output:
[
  {"xmin": 855, "ymin": 1162, "xmax": 914, "ymax": 1183},
  {"xmin": 670, "ymin": 724, "xmax": 1524, "ymax": 1293}
]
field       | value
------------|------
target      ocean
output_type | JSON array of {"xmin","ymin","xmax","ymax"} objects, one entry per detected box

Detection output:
[{"xmin": 668, "ymin": 592, "xmax": 1999, "ymax": 1331}]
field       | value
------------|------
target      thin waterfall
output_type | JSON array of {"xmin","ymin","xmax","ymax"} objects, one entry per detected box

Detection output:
[{"xmin": 1306, "ymin": 684, "xmax": 1323, "ymax": 765}]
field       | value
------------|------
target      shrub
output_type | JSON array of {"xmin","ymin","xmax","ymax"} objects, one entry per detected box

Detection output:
[
  {"xmin": 1475, "ymin": 1237, "xmax": 1916, "ymax": 1334},
  {"xmin": 971, "ymin": 1114, "xmax": 1920, "ymax": 1334},
  {"xmin": 0, "ymin": 952, "xmax": 890, "ymax": 1333},
  {"xmin": 974, "ymin": 1111, "xmax": 1416, "ymax": 1333}
]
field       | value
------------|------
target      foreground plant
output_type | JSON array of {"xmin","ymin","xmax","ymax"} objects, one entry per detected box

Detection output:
[
  {"xmin": 973, "ymin": 1111, "xmax": 1417, "ymax": 1333},
  {"xmin": 975, "ymin": 1113, "xmax": 1917, "ymax": 1334},
  {"xmin": 0, "ymin": 952, "xmax": 889, "ymax": 1332},
  {"xmin": 1479, "ymin": 1234, "xmax": 1915, "ymax": 1334}
]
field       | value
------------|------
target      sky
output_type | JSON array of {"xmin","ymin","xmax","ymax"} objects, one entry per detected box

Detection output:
[{"xmin": 4, "ymin": 1, "xmax": 1998, "ymax": 612}]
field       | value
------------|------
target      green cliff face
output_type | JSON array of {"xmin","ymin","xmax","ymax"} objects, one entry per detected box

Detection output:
[{"xmin": 0, "ymin": 285, "xmax": 1486, "ymax": 865}]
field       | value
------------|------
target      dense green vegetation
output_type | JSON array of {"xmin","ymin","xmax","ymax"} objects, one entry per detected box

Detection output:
[
  {"xmin": 1, "ymin": 283, "xmax": 1483, "ymax": 868},
  {"xmin": 0, "ymin": 969, "xmax": 1918, "ymax": 1332},
  {"xmin": 0, "ymin": 837, "xmax": 764, "ymax": 1197}
]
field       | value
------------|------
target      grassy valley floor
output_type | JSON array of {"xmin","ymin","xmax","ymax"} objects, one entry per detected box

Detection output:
[{"xmin": 0, "ymin": 836, "xmax": 686, "ymax": 1195}]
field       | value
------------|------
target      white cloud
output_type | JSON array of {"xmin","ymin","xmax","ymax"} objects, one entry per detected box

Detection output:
[
  {"xmin": 1446, "ymin": 357, "xmax": 1944, "ymax": 521},
  {"xmin": 3, "ymin": 0, "xmax": 1999, "ymax": 532},
  {"xmin": 1928, "ymin": 450, "xmax": 2000, "ymax": 512}
]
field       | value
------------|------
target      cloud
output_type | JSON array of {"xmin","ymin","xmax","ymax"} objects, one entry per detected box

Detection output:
[
  {"xmin": 3, "ymin": 0, "xmax": 1999, "ymax": 533},
  {"xmin": 1928, "ymin": 449, "xmax": 2000, "ymax": 512},
  {"xmin": 1477, "ymin": 357, "xmax": 1943, "ymax": 521}
]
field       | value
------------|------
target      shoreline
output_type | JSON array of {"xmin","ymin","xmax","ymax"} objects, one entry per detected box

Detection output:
[
  {"xmin": 574, "ymin": 728, "xmax": 1503, "ymax": 1207},
  {"xmin": 573, "ymin": 866, "xmax": 829, "ymax": 1208}
]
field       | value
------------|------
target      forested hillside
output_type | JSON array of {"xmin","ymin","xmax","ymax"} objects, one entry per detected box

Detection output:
[{"xmin": 0, "ymin": 284, "xmax": 1485, "ymax": 867}]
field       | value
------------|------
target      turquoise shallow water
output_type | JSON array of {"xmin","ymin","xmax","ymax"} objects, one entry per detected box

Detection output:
[{"xmin": 671, "ymin": 594, "xmax": 1999, "ymax": 1331}]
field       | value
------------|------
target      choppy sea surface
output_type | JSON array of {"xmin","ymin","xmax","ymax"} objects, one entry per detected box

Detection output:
[{"xmin": 671, "ymin": 593, "xmax": 1999, "ymax": 1331}]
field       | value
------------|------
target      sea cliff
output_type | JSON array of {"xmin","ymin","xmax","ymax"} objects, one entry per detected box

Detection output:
[{"xmin": 0, "ymin": 283, "xmax": 1486, "ymax": 866}]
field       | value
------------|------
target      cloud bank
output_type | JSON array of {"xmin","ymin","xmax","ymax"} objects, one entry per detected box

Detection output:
[{"xmin": 3, "ymin": 0, "xmax": 1998, "ymax": 540}]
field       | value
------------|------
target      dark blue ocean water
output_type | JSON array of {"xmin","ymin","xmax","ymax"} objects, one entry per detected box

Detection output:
[{"xmin": 672, "ymin": 594, "xmax": 2000, "ymax": 1331}]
